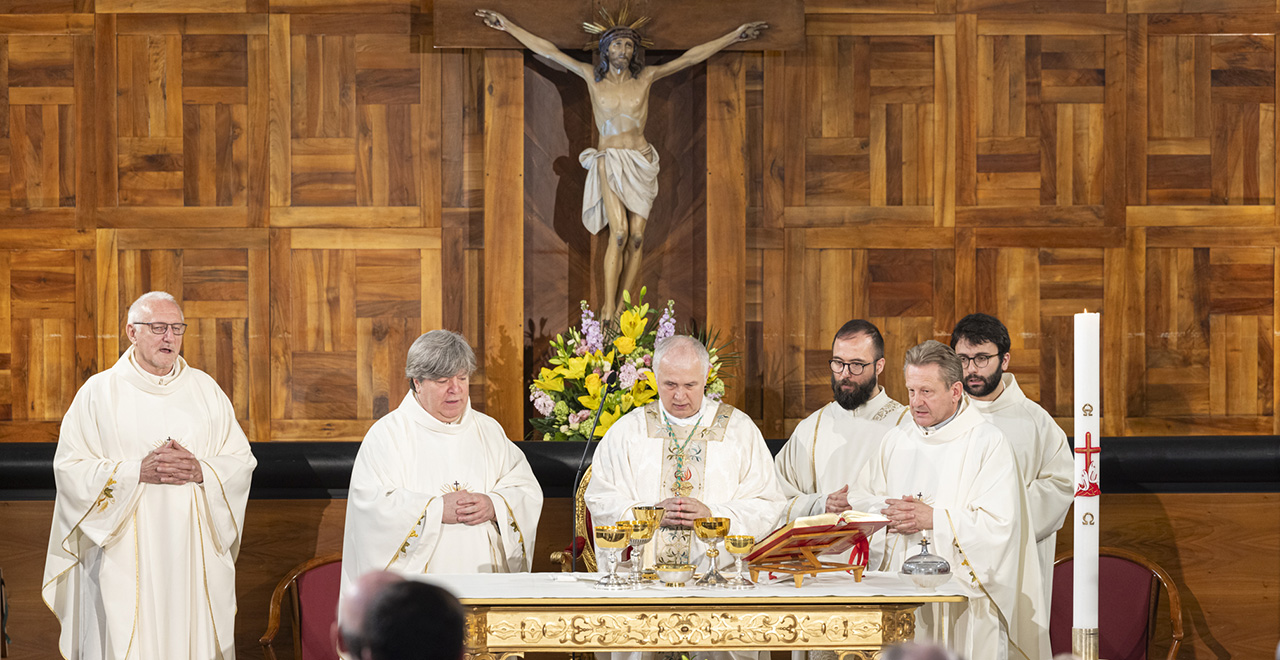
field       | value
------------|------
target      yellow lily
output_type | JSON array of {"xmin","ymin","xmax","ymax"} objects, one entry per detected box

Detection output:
[
  {"xmin": 613, "ymin": 335, "xmax": 636, "ymax": 355},
  {"xmin": 532, "ymin": 367, "xmax": 564, "ymax": 392},
  {"xmin": 577, "ymin": 372, "xmax": 604, "ymax": 410},
  {"xmin": 558, "ymin": 355, "xmax": 588, "ymax": 380},
  {"xmin": 618, "ymin": 305, "xmax": 649, "ymax": 341},
  {"xmin": 631, "ymin": 381, "xmax": 657, "ymax": 407},
  {"xmin": 594, "ymin": 406, "xmax": 622, "ymax": 436}
]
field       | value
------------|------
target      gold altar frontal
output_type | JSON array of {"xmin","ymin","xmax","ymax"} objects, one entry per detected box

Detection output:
[{"xmin": 423, "ymin": 573, "xmax": 966, "ymax": 659}]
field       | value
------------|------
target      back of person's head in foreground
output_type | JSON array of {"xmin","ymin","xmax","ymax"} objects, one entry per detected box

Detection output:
[
  {"xmin": 883, "ymin": 642, "xmax": 961, "ymax": 660},
  {"xmin": 335, "ymin": 570, "xmax": 406, "ymax": 659},
  {"xmin": 361, "ymin": 580, "xmax": 466, "ymax": 660}
]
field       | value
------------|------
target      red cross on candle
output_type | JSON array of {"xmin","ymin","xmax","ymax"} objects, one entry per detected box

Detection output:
[{"xmin": 1075, "ymin": 431, "xmax": 1101, "ymax": 497}]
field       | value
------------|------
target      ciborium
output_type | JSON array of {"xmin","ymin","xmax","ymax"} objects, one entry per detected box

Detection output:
[
  {"xmin": 693, "ymin": 516, "xmax": 731, "ymax": 587},
  {"xmin": 593, "ymin": 525, "xmax": 633, "ymax": 590},
  {"xmin": 631, "ymin": 505, "xmax": 665, "ymax": 580},
  {"xmin": 723, "ymin": 535, "xmax": 756, "ymax": 589}
]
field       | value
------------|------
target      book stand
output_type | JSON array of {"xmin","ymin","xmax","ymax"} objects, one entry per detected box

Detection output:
[{"xmin": 745, "ymin": 517, "xmax": 889, "ymax": 588}]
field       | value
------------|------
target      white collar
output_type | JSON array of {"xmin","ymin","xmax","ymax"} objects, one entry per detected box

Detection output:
[
  {"xmin": 661, "ymin": 397, "xmax": 716, "ymax": 427},
  {"xmin": 127, "ymin": 349, "xmax": 180, "ymax": 386}
]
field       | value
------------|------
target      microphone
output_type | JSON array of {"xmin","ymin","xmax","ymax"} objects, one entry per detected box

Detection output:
[{"xmin": 570, "ymin": 369, "xmax": 620, "ymax": 573}]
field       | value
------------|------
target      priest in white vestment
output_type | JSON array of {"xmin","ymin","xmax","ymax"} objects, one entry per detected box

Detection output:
[
  {"xmin": 951, "ymin": 313, "xmax": 1073, "ymax": 610},
  {"xmin": 586, "ymin": 335, "xmax": 785, "ymax": 660},
  {"xmin": 341, "ymin": 330, "xmax": 542, "ymax": 598},
  {"xmin": 848, "ymin": 340, "xmax": 1050, "ymax": 660},
  {"xmin": 42, "ymin": 291, "xmax": 257, "ymax": 660},
  {"xmin": 775, "ymin": 320, "xmax": 905, "ymax": 523}
]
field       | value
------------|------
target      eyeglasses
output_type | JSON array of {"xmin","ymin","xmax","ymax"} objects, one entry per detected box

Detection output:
[
  {"xmin": 829, "ymin": 359, "xmax": 873, "ymax": 375},
  {"xmin": 133, "ymin": 322, "xmax": 188, "ymax": 336},
  {"xmin": 957, "ymin": 353, "xmax": 999, "ymax": 368}
]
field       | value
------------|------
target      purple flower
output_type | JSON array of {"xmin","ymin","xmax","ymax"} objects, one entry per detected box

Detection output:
[
  {"xmin": 618, "ymin": 362, "xmax": 639, "ymax": 390},
  {"xmin": 531, "ymin": 390, "xmax": 555, "ymax": 417},
  {"xmin": 580, "ymin": 302, "xmax": 604, "ymax": 353},
  {"xmin": 656, "ymin": 303, "xmax": 676, "ymax": 341}
]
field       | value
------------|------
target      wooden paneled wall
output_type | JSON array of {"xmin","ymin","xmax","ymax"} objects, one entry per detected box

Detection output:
[{"xmin": 0, "ymin": 2, "xmax": 1275, "ymax": 439}]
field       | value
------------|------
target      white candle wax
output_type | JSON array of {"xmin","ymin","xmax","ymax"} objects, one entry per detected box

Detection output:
[{"xmin": 1073, "ymin": 312, "xmax": 1101, "ymax": 631}]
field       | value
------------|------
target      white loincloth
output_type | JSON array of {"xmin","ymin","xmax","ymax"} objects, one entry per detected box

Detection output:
[{"xmin": 579, "ymin": 145, "xmax": 660, "ymax": 234}]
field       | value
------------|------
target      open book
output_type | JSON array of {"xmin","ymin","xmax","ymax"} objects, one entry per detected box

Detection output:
[{"xmin": 745, "ymin": 510, "xmax": 891, "ymax": 586}]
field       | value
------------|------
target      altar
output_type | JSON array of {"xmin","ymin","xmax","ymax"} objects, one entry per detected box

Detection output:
[{"xmin": 421, "ymin": 572, "xmax": 967, "ymax": 659}]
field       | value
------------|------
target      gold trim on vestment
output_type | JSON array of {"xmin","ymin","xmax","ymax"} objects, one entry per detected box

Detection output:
[
  {"xmin": 55, "ymin": 462, "xmax": 125, "ymax": 563},
  {"xmin": 388, "ymin": 497, "xmax": 437, "ymax": 570},
  {"xmin": 202, "ymin": 460, "xmax": 238, "ymax": 539},
  {"xmin": 491, "ymin": 492, "xmax": 527, "ymax": 571},
  {"xmin": 944, "ymin": 510, "xmax": 1032, "ymax": 660},
  {"xmin": 125, "ymin": 511, "xmax": 139, "ymax": 660}
]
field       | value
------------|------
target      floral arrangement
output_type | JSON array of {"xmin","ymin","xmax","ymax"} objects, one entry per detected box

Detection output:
[{"xmin": 528, "ymin": 288, "xmax": 728, "ymax": 442}]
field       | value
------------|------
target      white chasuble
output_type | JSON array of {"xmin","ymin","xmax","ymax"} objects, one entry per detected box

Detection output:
[
  {"xmin": 585, "ymin": 399, "xmax": 787, "ymax": 570},
  {"xmin": 969, "ymin": 373, "xmax": 1073, "ymax": 611},
  {"xmin": 847, "ymin": 399, "xmax": 1050, "ymax": 660},
  {"xmin": 42, "ymin": 347, "xmax": 257, "ymax": 660},
  {"xmin": 341, "ymin": 392, "xmax": 542, "ymax": 596},
  {"xmin": 774, "ymin": 389, "xmax": 906, "ymax": 522}
]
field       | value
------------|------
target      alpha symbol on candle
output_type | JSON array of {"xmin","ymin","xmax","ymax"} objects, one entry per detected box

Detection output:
[
  {"xmin": 1082, "ymin": 403, "xmax": 1094, "ymax": 417},
  {"xmin": 1075, "ymin": 432, "xmax": 1101, "ymax": 497}
]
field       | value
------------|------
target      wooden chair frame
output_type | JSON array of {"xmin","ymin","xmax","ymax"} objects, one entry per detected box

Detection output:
[
  {"xmin": 1054, "ymin": 545, "xmax": 1185, "ymax": 660},
  {"xmin": 260, "ymin": 553, "xmax": 343, "ymax": 660}
]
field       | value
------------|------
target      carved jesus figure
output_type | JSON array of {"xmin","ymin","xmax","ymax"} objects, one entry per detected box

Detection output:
[{"xmin": 477, "ymin": 8, "xmax": 767, "ymax": 319}]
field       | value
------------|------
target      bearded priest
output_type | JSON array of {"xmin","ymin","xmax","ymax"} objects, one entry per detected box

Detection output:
[
  {"xmin": 775, "ymin": 319, "xmax": 906, "ymax": 524},
  {"xmin": 43, "ymin": 291, "xmax": 257, "ymax": 660},
  {"xmin": 847, "ymin": 340, "xmax": 1049, "ymax": 660},
  {"xmin": 341, "ymin": 330, "xmax": 542, "ymax": 597}
]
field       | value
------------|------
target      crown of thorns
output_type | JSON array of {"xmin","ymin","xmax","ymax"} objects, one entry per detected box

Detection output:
[{"xmin": 582, "ymin": 2, "xmax": 653, "ymax": 49}]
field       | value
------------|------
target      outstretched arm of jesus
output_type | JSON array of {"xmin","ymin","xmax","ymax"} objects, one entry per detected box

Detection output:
[
  {"xmin": 477, "ymin": 9, "xmax": 593, "ymax": 80},
  {"xmin": 646, "ymin": 22, "xmax": 768, "ymax": 80}
]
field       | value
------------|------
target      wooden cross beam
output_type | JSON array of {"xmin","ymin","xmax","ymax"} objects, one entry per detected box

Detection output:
[{"xmin": 432, "ymin": 0, "xmax": 804, "ymax": 50}]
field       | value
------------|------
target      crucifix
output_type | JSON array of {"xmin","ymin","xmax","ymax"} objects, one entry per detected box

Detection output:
[{"xmin": 432, "ymin": 0, "xmax": 803, "ymax": 319}]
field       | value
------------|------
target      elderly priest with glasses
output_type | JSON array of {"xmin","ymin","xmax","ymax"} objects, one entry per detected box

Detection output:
[
  {"xmin": 341, "ymin": 330, "xmax": 542, "ymax": 597},
  {"xmin": 42, "ymin": 291, "xmax": 257, "ymax": 660}
]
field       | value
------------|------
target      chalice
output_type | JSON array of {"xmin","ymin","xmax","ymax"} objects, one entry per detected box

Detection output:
[
  {"xmin": 724, "ymin": 535, "xmax": 756, "ymax": 589},
  {"xmin": 692, "ymin": 516, "xmax": 731, "ymax": 587},
  {"xmin": 593, "ymin": 525, "xmax": 633, "ymax": 590},
  {"xmin": 631, "ymin": 505, "xmax": 665, "ymax": 581},
  {"xmin": 617, "ymin": 520, "xmax": 653, "ymax": 585}
]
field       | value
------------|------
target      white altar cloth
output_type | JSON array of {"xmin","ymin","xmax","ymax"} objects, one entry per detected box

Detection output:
[{"xmin": 417, "ymin": 570, "xmax": 967, "ymax": 601}]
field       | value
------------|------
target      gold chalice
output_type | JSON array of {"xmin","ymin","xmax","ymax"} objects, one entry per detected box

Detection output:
[
  {"xmin": 631, "ymin": 505, "xmax": 665, "ymax": 580},
  {"xmin": 593, "ymin": 525, "xmax": 633, "ymax": 590},
  {"xmin": 617, "ymin": 520, "xmax": 653, "ymax": 585},
  {"xmin": 693, "ymin": 516, "xmax": 731, "ymax": 587},
  {"xmin": 724, "ymin": 535, "xmax": 756, "ymax": 589}
]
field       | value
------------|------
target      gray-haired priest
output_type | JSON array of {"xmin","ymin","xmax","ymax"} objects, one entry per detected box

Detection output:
[
  {"xmin": 341, "ymin": 330, "xmax": 542, "ymax": 595},
  {"xmin": 43, "ymin": 291, "xmax": 257, "ymax": 660},
  {"xmin": 846, "ymin": 340, "xmax": 1049, "ymax": 660}
]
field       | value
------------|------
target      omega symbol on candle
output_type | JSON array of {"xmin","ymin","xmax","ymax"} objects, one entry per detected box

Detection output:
[
  {"xmin": 1082, "ymin": 512, "xmax": 1095, "ymax": 526},
  {"xmin": 1081, "ymin": 403, "xmax": 1094, "ymax": 417}
]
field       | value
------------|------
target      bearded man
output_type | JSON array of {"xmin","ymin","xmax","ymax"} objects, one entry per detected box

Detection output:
[
  {"xmin": 950, "ymin": 313, "xmax": 1072, "ymax": 610},
  {"xmin": 774, "ymin": 320, "xmax": 905, "ymax": 523}
]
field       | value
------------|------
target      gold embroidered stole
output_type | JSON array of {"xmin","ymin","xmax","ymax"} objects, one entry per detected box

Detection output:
[{"xmin": 645, "ymin": 401, "xmax": 733, "ymax": 564}]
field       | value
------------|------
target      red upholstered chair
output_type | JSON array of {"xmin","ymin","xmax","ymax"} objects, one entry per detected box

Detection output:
[
  {"xmin": 550, "ymin": 465, "xmax": 597, "ymax": 572},
  {"xmin": 261, "ymin": 554, "xmax": 344, "ymax": 660},
  {"xmin": 1050, "ymin": 546, "xmax": 1185, "ymax": 660}
]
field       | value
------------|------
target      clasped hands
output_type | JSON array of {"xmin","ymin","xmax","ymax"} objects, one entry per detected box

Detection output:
[
  {"xmin": 655, "ymin": 496, "xmax": 712, "ymax": 528},
  {"xmin": 140, "ymin": 439, "xmax": 203, "ymax": 485},
  {"xmin": 442, "ymin": 490, "xmax": 496, "ymax": 525},
  {"xmin": 882, "ymin": 494, "xmax": 932, "ymax": 535}
]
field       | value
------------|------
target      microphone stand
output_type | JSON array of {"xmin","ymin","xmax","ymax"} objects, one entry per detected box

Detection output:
[{"xmin": 570, "ymin": 371, "xmax": 619, "ymax": 573}]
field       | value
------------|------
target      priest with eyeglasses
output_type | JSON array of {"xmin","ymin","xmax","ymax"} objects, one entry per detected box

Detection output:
[{"xmin": 43, "ymin": 291, "xmax": 257, "ymax": 660}]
